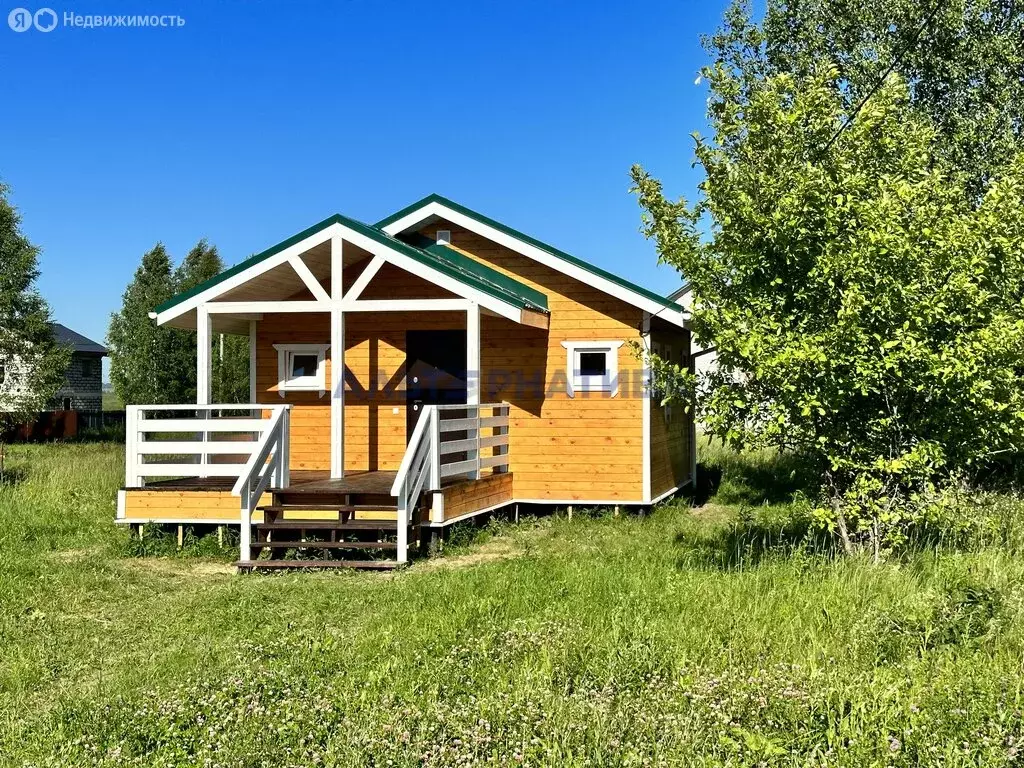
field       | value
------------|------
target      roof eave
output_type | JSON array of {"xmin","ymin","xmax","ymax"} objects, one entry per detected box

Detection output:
[{"xmin": 376, "ymin": 195, "xmax": 686, "ymax": 327}]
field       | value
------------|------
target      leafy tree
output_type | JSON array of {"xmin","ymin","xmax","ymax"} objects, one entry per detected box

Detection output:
[
  {"xmin": 107, "ymin": 244, "xmax": 177, "ymax": 405},
  {"xmin": 212, "ymin": 333, "xmax": 251, "ymax": 404},
  {"xmin": 0, "ymin": 183, "xmax": 71, "ymax": 420},
  {"xmin": 632, "ymin": 65, "xmax": 1024, "ymax": 555},
  {"xmin": 706, "ymin": 0, "xmax": 1024, "ymax": 195},
  {"xmin": 108, "ymin": 239, "xmax": 250, "ymax": 406},
  {"xmin": 170, "ymin": 240, "xmax": 250, "ymax": 404}
]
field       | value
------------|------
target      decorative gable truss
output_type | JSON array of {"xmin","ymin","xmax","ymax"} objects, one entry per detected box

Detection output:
[
  {"xmin": 376, "ymin": 194, "xmax": 688, "ymax": 329},
  {"xmin": 151, "ymin": 214, "xmax": 550, "ymax": 332}
]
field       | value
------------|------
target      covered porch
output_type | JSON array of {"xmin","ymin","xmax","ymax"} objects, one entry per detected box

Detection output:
[{"xmin": 121, "ymin": 215, "xmax": 540, "ymax": 568}]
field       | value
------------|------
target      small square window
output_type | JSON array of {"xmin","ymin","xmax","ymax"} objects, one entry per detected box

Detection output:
[
  {"xmin": 561, "ymin": 340, "xmax": 623, "ymax": 397},
  {"xmin": 274, "ymin": 344, "xmax": 329, "ymax": 396},
  {"xmin": 290, "ymin": 353, "xmax": 319, "ymax": 379},
  {"xmin": 577, "ymin": 351, "xmax": 607, "ymax": 377}
]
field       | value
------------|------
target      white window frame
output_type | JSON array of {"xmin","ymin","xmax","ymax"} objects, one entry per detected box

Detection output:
[
  {"xmin": 273, "ymin": 343, "xmax": 330, "ymax": 397},
  {"xmin": 561, "ymin": 340, "xmax": 623, "ymax": 397}
]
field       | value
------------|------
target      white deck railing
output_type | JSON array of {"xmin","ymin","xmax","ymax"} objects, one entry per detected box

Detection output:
[
  {"xmin": 233, "ymin": 406, "xmax": 291, "ymax": 563},
  {"xmin": 124, "ymin": 404, "xmax": 289, "ymax": 486},
  {"xmin": 124, "ymin": 404, "xmax": 291, "ymax": 562},
  {"xmin": 390, "ymin": 402, "xmax": 510, "ymax": 563}
]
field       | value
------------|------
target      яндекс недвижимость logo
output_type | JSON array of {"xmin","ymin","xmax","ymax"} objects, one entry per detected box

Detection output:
[
  {"xmin": 7, "ymin": 8, "xmax": 184, "ymax": 31},
  {"xmin": 8, "ymin": 7, "xmax": 57, "ymax": 31}
]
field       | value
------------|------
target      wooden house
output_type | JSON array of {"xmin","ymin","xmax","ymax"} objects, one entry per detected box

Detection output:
[{"xmin": 117, "ymin": 195, "xmax": 694, "ymax": 569}]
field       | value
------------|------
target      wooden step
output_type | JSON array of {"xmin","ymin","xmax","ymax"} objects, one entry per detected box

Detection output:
[
  {"xmin": 255, "ymin": 519, "xmax": 403, "ymax": 532},
  {"xmin": 252, "ymin": 540, "xmax": 398, "ymax": 551},
  {"xmin": 237, "ymin": 560, "xmax": 398, "ymax": 571},
  {"xmin": 259, "ymin": 504, "xmax": 397, "ymax": 514}
]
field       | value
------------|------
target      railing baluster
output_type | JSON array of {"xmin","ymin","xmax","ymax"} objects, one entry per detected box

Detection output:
[{"xmin": 135, "ymin": 409, "xmax": 146, "ymax": 487}]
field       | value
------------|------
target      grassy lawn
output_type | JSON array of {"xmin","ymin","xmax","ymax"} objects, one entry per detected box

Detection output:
[
  {"xmin": 1, "ymin": 443, "xmax": 1023, "ymax": 766},
  {"xmin": 102, "ymin": 390, "xmax": 124, "ymax": 411}
]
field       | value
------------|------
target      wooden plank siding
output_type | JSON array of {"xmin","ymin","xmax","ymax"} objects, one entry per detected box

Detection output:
[
  {"xmin": 248, "ymin": 224, "xmax": 653, "ymax": 502},
  {"xmin": 122, "ymin": 490, "xmax": 272, "ymax": 523},
  {"xmin": 418, "ymin": 221, "xmax": 647, "ymax": 502},
  {"xmin": 649, "ymin": 321, "xmax": 693, "ymax": 498},
  {"xmin": 440, "ymin": 473, "xmax": 513, "ymax": 521}
]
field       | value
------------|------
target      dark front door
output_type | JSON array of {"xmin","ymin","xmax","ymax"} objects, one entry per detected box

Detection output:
[{"xmin": 406, "ymin": 330, "xmax": 467, "ymax": 441}]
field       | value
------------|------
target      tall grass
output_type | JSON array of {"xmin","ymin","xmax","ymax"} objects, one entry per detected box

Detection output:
[{"xmin": 0, "ymin": 443, "xmax": 1023, "ymax": 766}]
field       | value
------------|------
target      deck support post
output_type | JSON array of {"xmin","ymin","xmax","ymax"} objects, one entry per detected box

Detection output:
[
  {"xmin": 330, "ymin": 234, "xmax": 345, "ymax": 479},
  {"xmin": 396, "ymin": 496, "xmax": 409, "ymax": 564},
  {"xmin": 466, "ymin": 303, "xmax": 481, "ymax": 479}
]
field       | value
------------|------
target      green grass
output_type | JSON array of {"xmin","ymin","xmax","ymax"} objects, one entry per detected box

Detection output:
[
  {"xmin": 2, "ymin": 442, "xmax": 1024, "ymax": 766},
  {"xmin": 102, "ymin": 390, "xmax": 124, "ymax": 411}
]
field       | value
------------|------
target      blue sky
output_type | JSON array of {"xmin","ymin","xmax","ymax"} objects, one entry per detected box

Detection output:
[{"xmin": 1, "ymin": 0, "xmax": 729, "ymax": 372}]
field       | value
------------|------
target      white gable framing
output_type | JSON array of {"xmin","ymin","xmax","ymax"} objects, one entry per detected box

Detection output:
[
  {"xmin": 153, "ymin": 222, "xmax": 533, "ymax": 328},
  {"xmin": 379, "ymin": 200, "xmax": 688, "ymax": 328}
]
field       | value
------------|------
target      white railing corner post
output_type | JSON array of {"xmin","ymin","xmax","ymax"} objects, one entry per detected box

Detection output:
[
  {"xmin": 124, "ymin": 407, "xmax": 135, "ymax": 487},
  {"xmin": 281, "ymin": 406, "xmax": 291, "ymax": 487},
  {"xmin": 134, "ymin": 408, "xmax": 146, "ymax": 487},
  {"xmin": 429, "ymin": 407, "xmax": 441, "ymax": 490},
  {"xmin": 396, "ymin": 494, "xmax": 409, "ymax": 564},
  {"xmin": 474, "ymin": 406, "xmax": 483, "ymax": 480},
  {"xmin": 240, "ymin": 496, "xmax": 252, "ymax": 563}
]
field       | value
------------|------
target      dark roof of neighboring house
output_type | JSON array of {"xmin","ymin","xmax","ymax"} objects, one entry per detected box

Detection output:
[{"xmin": 51, "ymin": 323, "xmax": 107, "ymax": 355}]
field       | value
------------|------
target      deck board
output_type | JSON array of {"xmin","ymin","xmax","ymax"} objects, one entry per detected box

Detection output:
[{"xmin": 143, "ymin": 469, "xmax": 475, "ymax": 495}]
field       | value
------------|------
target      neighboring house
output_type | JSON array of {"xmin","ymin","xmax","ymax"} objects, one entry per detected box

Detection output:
[
  {"xmin": 0, "ymin": 324, "xmax": 106, "ymax": 412},
  {"xmin": 669, "ymin": 284, "xmax": 718, "ymax": 380},
  {"xmin": 51, "ymin": 324, "xmax": 107, "ymax": 411},
  {"xmin": 118, "ymin": 195, "xmax": 695, "ymax": 570}
]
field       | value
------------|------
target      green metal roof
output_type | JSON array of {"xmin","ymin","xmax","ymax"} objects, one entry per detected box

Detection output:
[
  {"xmin": 154, "ymin": 213, "xmax": 548, "ymax": 316},
  {"xmin": 375, "ymin": 193, "xmax": 681, "ymax": 311}
]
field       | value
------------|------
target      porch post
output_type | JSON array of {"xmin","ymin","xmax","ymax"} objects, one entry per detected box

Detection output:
[
  {"xmin": 466, "ymin": 303, "xmax": 481, "ymax": 479},
  {"xmin": 330, "ymin": 234, "xmax": 345, "ymax": 478},
  {"xmin": 197, "ymin": 304, "xmax": 212, "ymax": 474},
  {"xmin": 248, "ymin": 319, "xmax": 257, "ymax": 405},
  {"xmin": 466, "ymin": 302, "xmax": 480, "ymax": 406},
  {"xmin": 197, "ymin": 304, "xmax": 211, "ymax": 405}
]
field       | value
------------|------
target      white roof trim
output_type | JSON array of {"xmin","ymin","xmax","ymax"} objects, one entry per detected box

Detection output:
[
  {"xmin": 380, "ymin": 200, "xmax": 687, "ymax": 328},
  {"xmin": 154, "ymin": 222, "xmax": 528, "ymax": 327}
]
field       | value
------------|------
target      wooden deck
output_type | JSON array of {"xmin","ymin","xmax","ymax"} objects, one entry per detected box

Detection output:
[
  {"xmin": 123, "ymin": 470, "xmax": 515, "ymax": 529},
  {"xmin": 142, "ymin": 469, "xmax": 488, "ymax": 496},
  {"xmin": 145, "ymin": 470, "xmax": 396, "ymax": 494}
]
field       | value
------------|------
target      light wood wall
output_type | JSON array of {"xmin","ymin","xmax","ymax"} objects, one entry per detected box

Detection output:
[
  {"xmin": 420, "ymin": 221, "xmax": 647, "ymax": 502},
  {"xmin": 254, "ymin": 262, "xmax": 466, "ymax": 472},
  {"xmin": 649, "ymin": 322, "xmax": 693, "ymax": 498},
  {"xmin": 253, "ymin": 227, "xmax": 656, "ymax": 502},
  {"xmin": 441, "ymin": 473, "xmax": 513, "ymax": 520},
  {"xmin": 122, "ymin": 490, "xmax": 272, "ymax": 523}
]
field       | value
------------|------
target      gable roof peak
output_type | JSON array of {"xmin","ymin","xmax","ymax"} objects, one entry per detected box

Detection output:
[{"xmin": 375, "ymin": 194, "xmax": 686, "ymax": 323}]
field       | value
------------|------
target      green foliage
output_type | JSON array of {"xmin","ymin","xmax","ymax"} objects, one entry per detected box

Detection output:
[
  {"xmin": 0, "ymin": 182, "xmax": 72, "ymax": 420},
  {"xmin": 106, "ymin": 244, "xmax": 177, "ymax": 405},
  {"xmin": 634, "ymin": 56, "xmax": 1024, "ymax": 554},
  {"xmin": 107, "ymin": 240, "xmax": 250, "ymax": 405},
  {"xmin": 708, "ymin": 0, "xmax": 1024, "ymax": 195}
]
